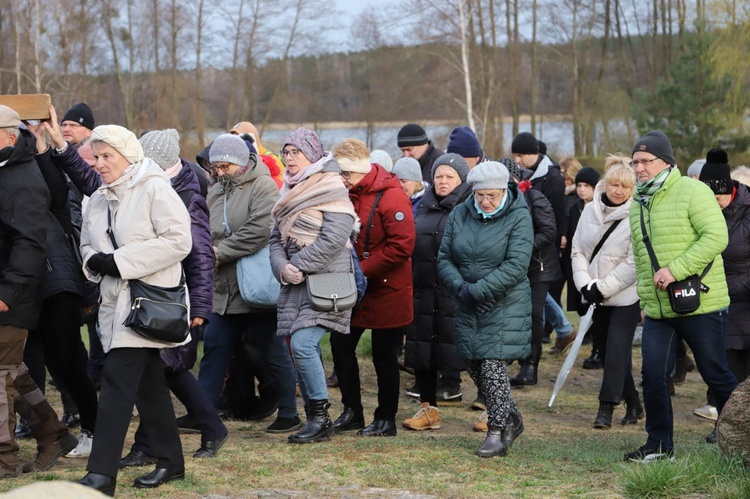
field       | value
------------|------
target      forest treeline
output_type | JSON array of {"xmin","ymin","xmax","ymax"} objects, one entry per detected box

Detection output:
[{"xmin": 1, "ymin": 0, "xmax": 748, "ymax": 165}]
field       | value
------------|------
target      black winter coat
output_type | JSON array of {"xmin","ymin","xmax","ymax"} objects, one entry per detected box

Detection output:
[
  {"xmin": 522, "ymin": 184, "xmax": 563, "ymax": 284},
  {"xmin": 0, "ymin": 130, "xmax": 50, "ymax": 329},
  {"xmin": 405, "ymin": 183, "xmax": 471, "ymax": 371},
  {"xmin": 721, "ymin": 182, "xmax": 750, "ymax": 350},
  {"xmin": 564, "ymin": 197, "xmax": 586, "ymax": 313},
  {"xmin": 418, "ymin": 142, "xmax": 444, "ymax": 182}
]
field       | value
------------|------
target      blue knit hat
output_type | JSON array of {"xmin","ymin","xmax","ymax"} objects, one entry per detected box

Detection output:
[{"xmin": 447, "ymin": 126, "xmax": 482, "ymax": 158}]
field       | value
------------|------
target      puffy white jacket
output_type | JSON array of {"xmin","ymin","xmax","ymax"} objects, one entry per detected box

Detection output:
[
  {"xmin": 81, "ymin": 158, "xmax": 192, "ymax": 352},
  {"xmin": 571, "ymin": 182, "xmax": 638, "ymax": 307}
]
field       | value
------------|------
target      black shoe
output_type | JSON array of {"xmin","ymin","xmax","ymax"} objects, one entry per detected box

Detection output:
[
  {"xmin": 193, "ymin": 432, "xmax": 228, "ymax": 458},
  {"xmin": 266, "ymin": 416, "xmax": 302, "ymax": 434},
  {"xmin": 332, "ymin": 407, "xmax": 365, "ymax": 434},
  {"xmin": 436, "ymin": 385, "xmax": 463, "ymax": 407},
  {"xmin": 471, "ymin": 394, "xmax": 486, "ymax": 411},
  {"xmin": 326, "ymin": 372, "xmax": 339, "ymax": 388},
  {"xmin": 504, "ymin": 411, "xmax": 524, "ymax": 448},
  {"xmin": 621, "ymin": 400, "xmax": 644, "ymax": 425},
  {"xmin": 78, "ymin": 472, "xmax": 117, "ymax": 496},
  {"xmin": 288, "ymin": 399, "xmax": 334, "ymax": 444},
  {"xmin": 404, "ymin": 383, "xmax": 419, "ymax": 399},
  {"xmin": 593, "ymin": 402, "xmax": 615, "ymax": 429},
  {"xmin": 542, "ymin": 333, "xmax": 551, "ymax": 344},
  {"xmin": 357, "ymin": 419, "xmax": 397, "ymax": 437},
  {"xmin": 510, "ymin": 362, "xmax": 538, "ymax": 387},
  {"xmin": 61, "ymin": 411, "xmax": 81, "ymax": 429},
  {"xmin": 176, "ymin": 414, "xmax": 201, "ymax": 434},
  {"xmin": 582, "ymin": 352, "xmax": 602, "ymax": 370},
  {"xmin": 705, "ymin": 427, "xmax": 717, "ymax": 444},
  {"xmin": 624, "ymin": 445, "xmax": 674, "ymax": 462},
  {"xmin": 14, "ymin": 419, "xmax": 32, "ymax": 439},
  {"xmin": 134, "ymin": 467, "xmax": 185, "ymax": 488},
  {"xmin": 476, "ymin": 425, "xmax": 508, "ymax": 457},
  {"xmin": 119, "ymin": 449, "xmax": 158, "ymax": 469}
]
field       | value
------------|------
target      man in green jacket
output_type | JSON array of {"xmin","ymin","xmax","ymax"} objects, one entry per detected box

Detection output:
[{"xmin": 625, "ymin": 130, "xmax": 738, "ymax": 462}]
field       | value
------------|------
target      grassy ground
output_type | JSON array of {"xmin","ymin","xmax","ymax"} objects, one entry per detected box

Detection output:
[{"xmin": 2, "ymin": 327, "xmax": 748, "ymax": 498}]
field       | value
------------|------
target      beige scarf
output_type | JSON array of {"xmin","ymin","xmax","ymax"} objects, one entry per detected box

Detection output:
[{"xmin": 272, "ymin": 171, "xmax": 358, "ymax": 247}]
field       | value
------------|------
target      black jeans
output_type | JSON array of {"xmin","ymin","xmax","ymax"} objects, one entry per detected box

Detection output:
[
  {"xmin": 87, "ymin": 348, "xmax": 183, "ymax": 478},
  {"xmin": 590, "ymin": 303, "xmax": 641, "ymax": 404},
  {"xmin": 415, "ymin": 369, "xmax": 439, "ymax": 406},
  {"xmin": 330, "ymin": 327, "xmax": 403, "ymax": 421},
  {"xmin": 530, "ymin": 282, "xmax": 550, "ymax": 350}
]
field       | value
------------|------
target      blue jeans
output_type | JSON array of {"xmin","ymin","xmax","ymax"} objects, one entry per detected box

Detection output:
[
  {"xmin": 641, "ymin": 310, "xmax": 737, "ymax": 451},
  {"xmin": 544, "ymin": 294, "xmax": 573, "ymax": 338},
  {"xmin": 290, "ymin": 327, "xmax": 328, "ymax": 402},
  {"xmin": 198, "ymin": 312, "xmax": 298, "ymax": 418}
]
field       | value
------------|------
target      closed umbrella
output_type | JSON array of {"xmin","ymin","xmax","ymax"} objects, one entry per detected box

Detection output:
[{"xmin": 548, "ymin": 304, "xmax": 596, "ymax": 407}]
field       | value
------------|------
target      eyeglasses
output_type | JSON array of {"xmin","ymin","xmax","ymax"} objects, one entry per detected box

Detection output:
[
  {"xmin": 339, "ymin": 171, "xmax": 351, "ymax": 180},
  {"xmin": 210, "ymin": 162, "xmax": 232, "ymax": 173},
  {"xmin": 281, "ymin": 148, "xmax": 300, "ymax": 158},
  {"xmin": 630, "ymin": 157, "xmax": 660, "ymax": 168},
  {"xmin": 61, "ymin": 122, "xmax": 83, "ymax": 129},
  {"xmin": 475, "ymin": 191, "xmax": 503, "ymax": 202}
]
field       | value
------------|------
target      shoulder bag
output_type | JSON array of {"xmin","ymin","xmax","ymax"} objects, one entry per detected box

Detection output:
[
  {"xmin": 639, "ymin": 206, "xmax": 711, "ymax": 314},
  {"xmin": 107, "ymin": 207, "xmax": 190, "ymax": 343},
  {"xmin": 224, "ymin": 191, "xmax": 280, "ymax": 307}
]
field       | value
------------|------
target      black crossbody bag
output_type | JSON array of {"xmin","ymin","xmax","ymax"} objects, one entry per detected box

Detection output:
[{"xmin": 639, "ymin": 206, "xmax": 711, "ymax": 314}]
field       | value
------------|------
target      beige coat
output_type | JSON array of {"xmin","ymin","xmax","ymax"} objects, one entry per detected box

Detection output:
[{"xmin": 81, "ymin": 158, "xmax": 192, "ymax": 352}]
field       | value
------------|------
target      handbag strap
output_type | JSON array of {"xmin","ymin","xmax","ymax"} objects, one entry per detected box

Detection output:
[
  {"xmin": 639, "ymin": 205, "xmax": 712, "ymax": 279},
  {"xmin": 589, "ymin": 219, "xmax": 622, "ymax": 261},
  {"xmin": 362, "ymin": 191, "xmax": 383, "ymax": 259},
  {"xmin": 107, "ymin": 205, "xmax": 119, "ymax": 250}
]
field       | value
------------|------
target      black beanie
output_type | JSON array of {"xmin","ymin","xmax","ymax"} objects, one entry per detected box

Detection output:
[
  {"xmin": 699, "ymin": 148, "xmax": 732, "ymax": 195},
  {"xmin": 397, "ymin": 123, "xmax": 429, "ymax": 147},
  {"xmin": 538, "ymin": 140, "xmax": 547, "ymax": 155},
  {"xmin": 62, "ymin": 103, "xmax": 95, "ymax": 130},
  {"xmin": 574, "ymin": 167, "xmax": 600, "ymax": 188},
  {"xmin": 447, "ymin": 126, "xmax": 482, "ymax": 158},
  {"xmin": 511, "ymin": 132, "xmax": 539, "ymax": 155},
  {"xmin": 632, "ymin": 130, "xmax": 675, "ymax": 166},
  {"xmin": 498, "ymin": 157, "xmax": 522, "ymax": 182}
]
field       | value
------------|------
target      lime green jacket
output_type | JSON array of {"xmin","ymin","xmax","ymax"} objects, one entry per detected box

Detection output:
[{"xmin": 629, "ymin": 168, "xmax": 729, "ymax": 319}]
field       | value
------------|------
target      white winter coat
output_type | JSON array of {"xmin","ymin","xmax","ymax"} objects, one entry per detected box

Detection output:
[
  {"xmin": 571, "ymin": 182, "xmax": 638, "ymax": 307},
  {"xmin": 81, "ymin": 158, "xmax": 192, "ymax": 352}
]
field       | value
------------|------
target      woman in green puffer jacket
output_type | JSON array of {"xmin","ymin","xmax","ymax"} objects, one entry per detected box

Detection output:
[{"xmin": 438, "ymin": 161, "xmax": 533, "ymax": 458}]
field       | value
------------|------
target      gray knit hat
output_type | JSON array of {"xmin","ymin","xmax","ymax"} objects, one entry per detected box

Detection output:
[
  {"xmin": 139, "ymin": 129, "xmax": 181, "ymax": 170},
  {"xmin": 393, "ymin": 157, "xmax": 422, "ymax": 182},
  {"xmin": 431, "ymin": 153, "xmax": 469, "ymax": 182},
  {"xmin": 210, "ymin": 133, "xmax": 249, "ymax": 166},
  {"xmin": 467, "ymin": 161, "xmax": 509, "ymax": 191},
  {"xmin": 370, "ymin": 149, "xmax": 393, "ymax": 172},
  {"xmin": 632, "ymin": 130, "xmax": 675, "ymax": 166}
]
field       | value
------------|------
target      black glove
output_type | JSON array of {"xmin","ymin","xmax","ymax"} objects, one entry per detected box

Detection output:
[
  {"xmin": 475, "ymin": 299, "xmax": 496, "ymax": 314},
  {"xmin": 580, "ymin": 283, "xmax": 604, "ymax": 305},
  {"xmin": 458, "ymin": 283, "xmax": 477, "ymax": 307},
  {"xmin": 87, "ymin": 252, "xmax": 121, "ymax": 277}
]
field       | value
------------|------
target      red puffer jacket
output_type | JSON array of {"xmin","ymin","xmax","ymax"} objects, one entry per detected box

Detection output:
[{"xmin": 349, "ymin": 164, "xmax": 416, "ymax": 329}]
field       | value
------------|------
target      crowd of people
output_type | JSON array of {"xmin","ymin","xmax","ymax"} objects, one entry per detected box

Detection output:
[{"xmin": 0, "ymin": 98, "xmax": 746, "ymax": 495}]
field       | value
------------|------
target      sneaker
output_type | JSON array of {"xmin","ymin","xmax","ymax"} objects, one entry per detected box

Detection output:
[
  {"xmin": 61, "ymin": 411, "xmax": 81, "ymax": 429},
  {"xmin": 402, "ymin": 402, "xmax": 440, "ymax": 431},
  {"xmin": 582, "ymin": 352, "xmax": 602, "ymax": 370},
  {"xmin": 693, "ymin": 404, "xmax": 718, "ymax": 422},
  {"xmin": 473, "ymin": 411, "xmax": 488, "ymax": 432},
  {"xmin": 705, "ymin": 427, "xmax": 717, "ymax": 444},
  {"xmin": 14, "ymin": 419, "xmax": 32, "ymax": 439},
  {"xmin": 471, "ymin": 394, "xmax": 486, "ymax": 411},
  {"xmin": 65, "ymin": 430, "xmax": 93, "ymax": 459},
  {"xmin": 21, "ymin": 432, "xmax": 78, "ymax": 472},
  {"xmin": 624, "ymin": 445, "xmax": 675, "ymax": 463},
  {"xmin": 266, "ymin": 416, "xmax": 302, "ymax": 434},
  {"xmin": 551, "ymin": 330, "xmax": 577, "ymax": 355},
  {"xmin": 436, "ymin": 385, "xmax": 462, "ymax": 407},
  {"xmin": 404, "ymin": 383, "xmax": 420, "ymax": 399}
]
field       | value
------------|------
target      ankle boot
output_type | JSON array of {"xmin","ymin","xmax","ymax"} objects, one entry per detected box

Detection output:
[
  {"xmin": 504, "ymin": 411, "xmax": 524, "ymax": 448},
  {"xmin": 510, "ymin": 345, "xmax": 540, "ymax": 387},
  {"xmin": 476, "ymin": 425, "xmax": 508, "ymax": 457},
  {"xmin": 288, "ymin": 399, "xmax": 333, "ymax": 443},
  {"xmin": 593, "ymin": 402, "xmax": 615, "ymax": 429},
  {"xmin": 621, "ymin": 396, "xmax": 644, "ymax": 425}
]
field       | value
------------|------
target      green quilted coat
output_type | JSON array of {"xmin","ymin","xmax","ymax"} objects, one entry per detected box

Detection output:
[
  {"xmin": 438, "ymin": 183, "xmax": 533, "ymax": 361},
  {"xmin": 629, "ymin": 168, "xmax": 729, "ymax": 319}
]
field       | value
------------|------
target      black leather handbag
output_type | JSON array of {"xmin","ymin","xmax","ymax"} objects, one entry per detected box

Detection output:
[{"xmin": 107, "ymin": 206, "xmax": 190, "ymax": 342}]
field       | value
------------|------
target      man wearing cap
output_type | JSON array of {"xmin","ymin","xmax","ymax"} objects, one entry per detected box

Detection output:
[
  {"xmin": 0, "ymin": 105, "xmax": 78, "ymax": 478},
  {"xmin": 397, "ymin": 123, "xmax": 444, "ymax": 182},
  {"xmin": 447, "ymin": 126, "xmax": 487, "ymax": 169},
  {"xmin": 61, "ymin": 103, "xmax": 95, "ymax": 148},
  {"xmin": 511, "ymin": 132, "xmax": 566, "ymax": 247},
  {"xmin": 625, "ymin": 130, "xmax": 737, "ymax": 463}
]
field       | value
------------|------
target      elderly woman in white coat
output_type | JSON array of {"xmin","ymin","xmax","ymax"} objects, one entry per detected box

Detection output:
[
  {"xmin": 571, "ymin": 155, "xmax": 642, "ymax": 430},
  {"xmin": 76, "ymin": 125, "xmax": 191, "ymax": 496}
]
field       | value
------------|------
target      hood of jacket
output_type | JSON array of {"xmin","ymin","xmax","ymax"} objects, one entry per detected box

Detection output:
[
  {"xmin": 0, "ymin": 128, "xmax": 37, "ymax": 169},
  {"xmin": 349, "ymin": 162, "xmax": 400, "ymax": 196},
  {"xmin": 172, "ymin": 163, "xmax": 202, "ymax": 195},
  {"xmin": 100, "ymin": 157, "xmax": 170, "ymax": 201},
  {"xmin": 590, "ymin": 181, "xmax": 633, "ymax": 225}
]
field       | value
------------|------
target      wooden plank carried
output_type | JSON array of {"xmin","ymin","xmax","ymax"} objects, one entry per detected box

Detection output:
[{"xmin": 0, "ymin": 94, "xmax": 51, "ymax": 120}]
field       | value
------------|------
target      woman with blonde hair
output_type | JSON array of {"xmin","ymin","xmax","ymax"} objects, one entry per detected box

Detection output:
[{"xmin": 571, "ymin": 154, "xmax": 642, "ymax": 429}]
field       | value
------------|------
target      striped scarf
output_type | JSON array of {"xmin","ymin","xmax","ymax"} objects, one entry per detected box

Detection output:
[{"xmin": 635, "ymin": 167, "xmax": 672, "ymax": 206}]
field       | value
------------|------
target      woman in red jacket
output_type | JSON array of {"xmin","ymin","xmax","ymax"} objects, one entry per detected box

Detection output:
[{"xmin": 329, "ymin": 138, "xmax": 416, "ymax": 437}]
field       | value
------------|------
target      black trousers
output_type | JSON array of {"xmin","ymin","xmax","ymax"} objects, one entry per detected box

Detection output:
[
  {"xmin": 415, "ymin": 369, "xmax": 439, "ymax": 406},
  {"xmin": 590, "ymin": 303, "xmax": 641, "ymax": 404},
  {"xmin": 530, "ymin": 282, "xmax": 550, "ymax": 349},
  {"xmin": 87, "ymin": 348, "xmax": 183, "ymax": 478},
  {"xmin": 331, "ymin": 327, "xmax": 403, "ymax": 421}
]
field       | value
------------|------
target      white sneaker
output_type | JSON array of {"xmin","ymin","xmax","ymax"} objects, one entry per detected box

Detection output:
[
  {"xmin": 64, "ymin": 430, "xmax": 93, "ymax": 459},
  {"xmin": 693, "ymin": 405, "xmax": 718, "ymax": 422}
]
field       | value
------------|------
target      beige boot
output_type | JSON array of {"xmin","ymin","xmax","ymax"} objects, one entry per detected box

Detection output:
[
  {"xmin": 402, "ymin": 402, "xmax": 441, "ymax": 430},
  {"xmin": 473, "ymin": 411, "xmax": 488, "ymax": 432}
]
